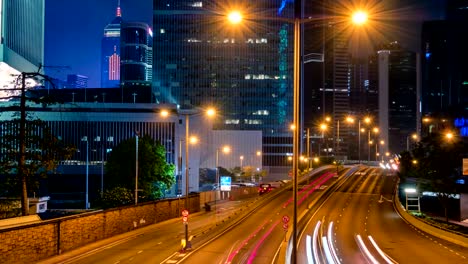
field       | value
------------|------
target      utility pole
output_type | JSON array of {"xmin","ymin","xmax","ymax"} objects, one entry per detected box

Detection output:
[{"xmin": 18, "ymin": 71, "xmax": 56, "ymax": 216}]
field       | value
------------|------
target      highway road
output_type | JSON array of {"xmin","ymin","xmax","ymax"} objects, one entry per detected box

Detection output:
[
  {"xmin": 39, "ymin": 167, "xmax": 337, "ymax": 264},
  {"xmin": 297, "ymin": 167, "xmax": 468, "ymax": 264},
  {"xmin": 181, "ymin": 168, "xmax": 339, "ymax": 264},
  {"xmin": 39, "ymin": 165, "xmax": 468, "ymax": 264}
]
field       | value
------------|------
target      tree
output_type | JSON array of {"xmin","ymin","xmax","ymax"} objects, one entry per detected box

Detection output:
[
  {"xmin": 0, "ymin": 119, "xmax": 76, "ymax": 211},
  {"xmin": 105, "ymin": 135, "xmax": 175, "ymax": 202},
  {"xmin": 0, "ymin": 70, "xmax": 68, "ymax": 216},
  {"xmin": 398, "ymin": 132, "xmax": 465, "ymax": 221}
]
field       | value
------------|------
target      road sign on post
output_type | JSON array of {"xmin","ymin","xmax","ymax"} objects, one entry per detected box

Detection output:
[
  {"xmin": 282, "ymin": 215, "xmax": 290, "ymax": 224},
  {"xmin": 182, "ymin": 209, "xmax": 189, "ymax": 224}
]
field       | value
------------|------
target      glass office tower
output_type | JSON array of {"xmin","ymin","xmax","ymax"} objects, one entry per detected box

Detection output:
[
  {"xmin": 153, "ymin": 1, "xmax": 295, "ymax": 166},
  {"xmin": 0, "ymin": 0, "xmax": 44, "ymax": 98},
  {"xmin": 101, "ymin": 3, "xmax": 122, "ymax": 88}
]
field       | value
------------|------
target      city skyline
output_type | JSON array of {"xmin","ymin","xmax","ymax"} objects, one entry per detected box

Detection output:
[
  {"xmin": 45, "ymin": 0, "xmax": 152, "ymax": 87},
  {"xmin": 44, "ymin": 0, "xmax": 444, "ymax": 88}
]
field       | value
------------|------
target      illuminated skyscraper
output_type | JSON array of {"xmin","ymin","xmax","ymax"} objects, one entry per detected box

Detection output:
[
  {"xmin": 0, "ymin": 0, "xmax": 44, "ymax": 93},
  {"xmin": 120, "ymin": 22, "xmax": 153, "ymax": 87},
  {"xmin": 101, "ymin": 1, "xmax": 122, "ymax": 88},
  {"xmin": 153, "ymin": 1, "xmax": 295, "ymax": 166}
]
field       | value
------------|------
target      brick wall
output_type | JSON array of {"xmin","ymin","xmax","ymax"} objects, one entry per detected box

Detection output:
[{"xmin": 0, "ymin": 195, "xmax": 200, "ymax": 264}]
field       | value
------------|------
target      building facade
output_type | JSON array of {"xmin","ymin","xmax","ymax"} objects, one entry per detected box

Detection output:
[
  {"xmin": 0, "ymin": 0, "xmax": 44, "ymax": 95},
  {"xmin": 101, "ymin": 2, "xmax": 122, "ymax": 88},
  {"xmin": 377, "ymin": 42, "xmax": 417, "ymax": 155},
  {"xmin": 120, "ymin": 22, "xmax": 153, "ymax": 88},
  {"xmin": 153, "ymin": 1, "xmax": 295, "ymax": 166},
  {"xmin": 66, "ymin": 74, "xmax": 88, "ymax": 88}
]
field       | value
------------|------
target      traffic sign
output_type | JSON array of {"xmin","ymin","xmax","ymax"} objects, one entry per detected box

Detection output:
[
  {"xmin": 181, "ymin": 209, "xmax": 189, "ymax": 217},
  {"xmin": 282, "ymin": 215, "xmax": 290, "ymax": 223},
  {"xmin": 182, "ymin": 216, "xmax": 188, "ymax": 223},
  {"xmin": 283, "ymin": 223, "xmax": 288, "ymax": 230}
]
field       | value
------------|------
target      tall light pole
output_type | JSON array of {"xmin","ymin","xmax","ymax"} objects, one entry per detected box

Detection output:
[
  {"xmin": 228, "ymin": 9, "xmax": 367, "ymax": 263},
  {"xmin": 135, "ymin": 131, "xmax": 139, "ymax": 205},
  {"xmin": 406, "ymin": 133, "xmax": 418, "ymax": 151},
  {"xmin": 216, "ymin": 145, "xmax": 231, "ymax": 190},
  {"xmin": 81, "ymin": 136, "xmax": 89, "ymax": 209}
]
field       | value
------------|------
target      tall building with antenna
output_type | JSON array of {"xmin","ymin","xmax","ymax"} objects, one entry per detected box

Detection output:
[{"xmin": 101, "ymin": 1, "xmax": 122, "ymax": 88}]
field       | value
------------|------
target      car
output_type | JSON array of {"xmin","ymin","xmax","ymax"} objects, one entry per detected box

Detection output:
[{"xmin": 258, "ymin": 183, "xmax": 272, "ymax": 195}]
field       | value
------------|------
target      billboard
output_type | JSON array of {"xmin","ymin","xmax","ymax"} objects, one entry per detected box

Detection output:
[{"xmin": 220, "ymin": 176, "xmax": 232, "ymax": 191}]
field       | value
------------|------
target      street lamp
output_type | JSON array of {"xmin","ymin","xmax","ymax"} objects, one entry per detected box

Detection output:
[
  {"xmin": 367, "ymin": 127, "xmax": 378, "ymax": 161},
  {"xmin": 216, "ymin": 145, "xmax": 231, "ymax": 198},
  {"xmin": 406, "ymin": 133, "xmax": 418, "ymax": 151},
  {"xmin": 319, "ymin": 123, "xmax": 327, "ymax": 156},
  {"xmin": 160, "ymin": 107, "xmax": 215, "ymax": 250},
  {"xmin": 93, "ymin": 136, "xmax": 114, "ymax": 197},
  {"xmin": 135, "ymin": 131, "xmax": 139, "ymax": 205},
  {"xmin": 161, "ymin": 107, "xmax": 215, "ymax": 203},
  {"xmin": 81, "ymin": 136, "xmax": 89, "ymax": 209},
  {"xmin": 227, "ymin": 9, "xmax": 367, "ymax": 263}
]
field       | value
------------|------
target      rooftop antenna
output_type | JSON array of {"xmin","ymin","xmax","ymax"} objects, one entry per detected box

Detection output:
[{"xmin": 116, "ymin": 0, "xmax": 122, "ymax": 17}]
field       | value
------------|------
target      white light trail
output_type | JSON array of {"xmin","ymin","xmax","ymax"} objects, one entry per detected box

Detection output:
[
  {"xmin": 368, "ymin": 236, "xmax": 395, "ymax": 264},
  {"xmin": 306, "ymin": 235, "xmax": 314, "ymax": 264},
  {"xmin": 321, "ymin": 236, "xmax": 335, "ymax": 264},
  {"xmin": 312, "ymin": 221, "xmax": 321, "ymax": 264},
  {"xmin": 356, "ymin": 234, "xmax": 379, "ymax": 264},
  {"xmin": 327, "ymin": 222, "xmax": 340, "ymax": 264}
]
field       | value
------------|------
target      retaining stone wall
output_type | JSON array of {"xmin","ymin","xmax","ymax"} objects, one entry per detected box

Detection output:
[{"xmin": 0, "ymin": 195, "xmax": 200, "ymax": 264}]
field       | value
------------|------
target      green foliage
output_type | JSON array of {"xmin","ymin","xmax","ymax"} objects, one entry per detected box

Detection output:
[
  {"xmin": 398, "ymin": 132, "xmax": 465, "ymax": 221},
  {"xmin": 105, "ymin": 135, "xmax": 175, "ymax": 201},
  {"xmin": 96, "ymin": 187, "xmax": 134, "ymax": 209},
  {"xmin": 0, "ymin": 119, "xmax": 76, "ymax": 197}
]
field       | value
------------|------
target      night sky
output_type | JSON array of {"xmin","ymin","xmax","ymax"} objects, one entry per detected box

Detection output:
[
  {"xmin": 44, "ymin": 0, "xmax": 445, "ymax": 88},
  {"xmin": 45, "ymin": 0, "xmax": 152, "ymax": 87}
]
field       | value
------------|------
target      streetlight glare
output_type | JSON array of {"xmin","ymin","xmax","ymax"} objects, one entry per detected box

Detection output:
[
  {"xmin": 352, "ymin": 11, "xmax": 368, "ymax": 25},
  {"xmin": 446, "ymin": 133, "xmax": 453, "ymax": 140},
  {"xmin": 206, "ymin": 108, "xmax": 216, "ymax": 117},
  {"xmin": 189, "ymin": 136, "xmax": 198, "ymax": 144},
  {"xmin": 160, "ymin": 110, "xmax": 169, "ymax": 117},
  {"xmin": 227, "ymin": 11, "xmax": 242, "ymax": 24},
  {"xmin": 222, "ymin": 145, "xmax": 231, "ymax": 153}
]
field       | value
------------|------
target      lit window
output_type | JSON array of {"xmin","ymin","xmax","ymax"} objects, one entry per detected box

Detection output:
[
  {"xmin": 160, "ymin": 28, "xmax": 165, "ymax": 34},
  {"xmin": 191, "ymin": 2, "xmax": 203, "ymax": 7}
]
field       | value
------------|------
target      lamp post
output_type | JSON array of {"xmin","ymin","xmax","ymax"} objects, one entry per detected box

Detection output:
[
  {"xmin": 135, "ymin": 131, "xmax": 139, "ymax": 205},
  {"xmin": 406, "ymin": 133, "xmax": 418, "ymax": 151},
  {"xmin": 81, "ymin": 136, "xmax": 89, "ymax": 209},
  {"xmin": 228, "ymin": 9, "xmax": 367, "ymax": 263},
  {"xmin": 160, "ymin": 108, "xmax": 214, "ymax": 250}
]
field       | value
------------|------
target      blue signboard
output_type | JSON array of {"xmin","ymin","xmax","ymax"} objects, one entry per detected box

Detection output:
[{"xmin": 220, "ymin": 176, "xmax": 232, "ymax": 191}]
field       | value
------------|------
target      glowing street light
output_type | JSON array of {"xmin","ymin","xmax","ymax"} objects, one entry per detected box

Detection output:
[
  {"xmin": 227, "ymin": 9, "xmax": 368, "ymax": 262},
  {"xmin": 227, "ymin": 11, "xmax": 242, "ymax": 24},
  {"xmin": 446, "ymin": 132, "xmax": 454, "ymax": 140},
  {"xmin": 160, "ymin": 107, "xmax": 215, "ymax": 250},
  {"xmin": 352, "ymin": 11, "xmax": 368, "ymax": 25}
]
